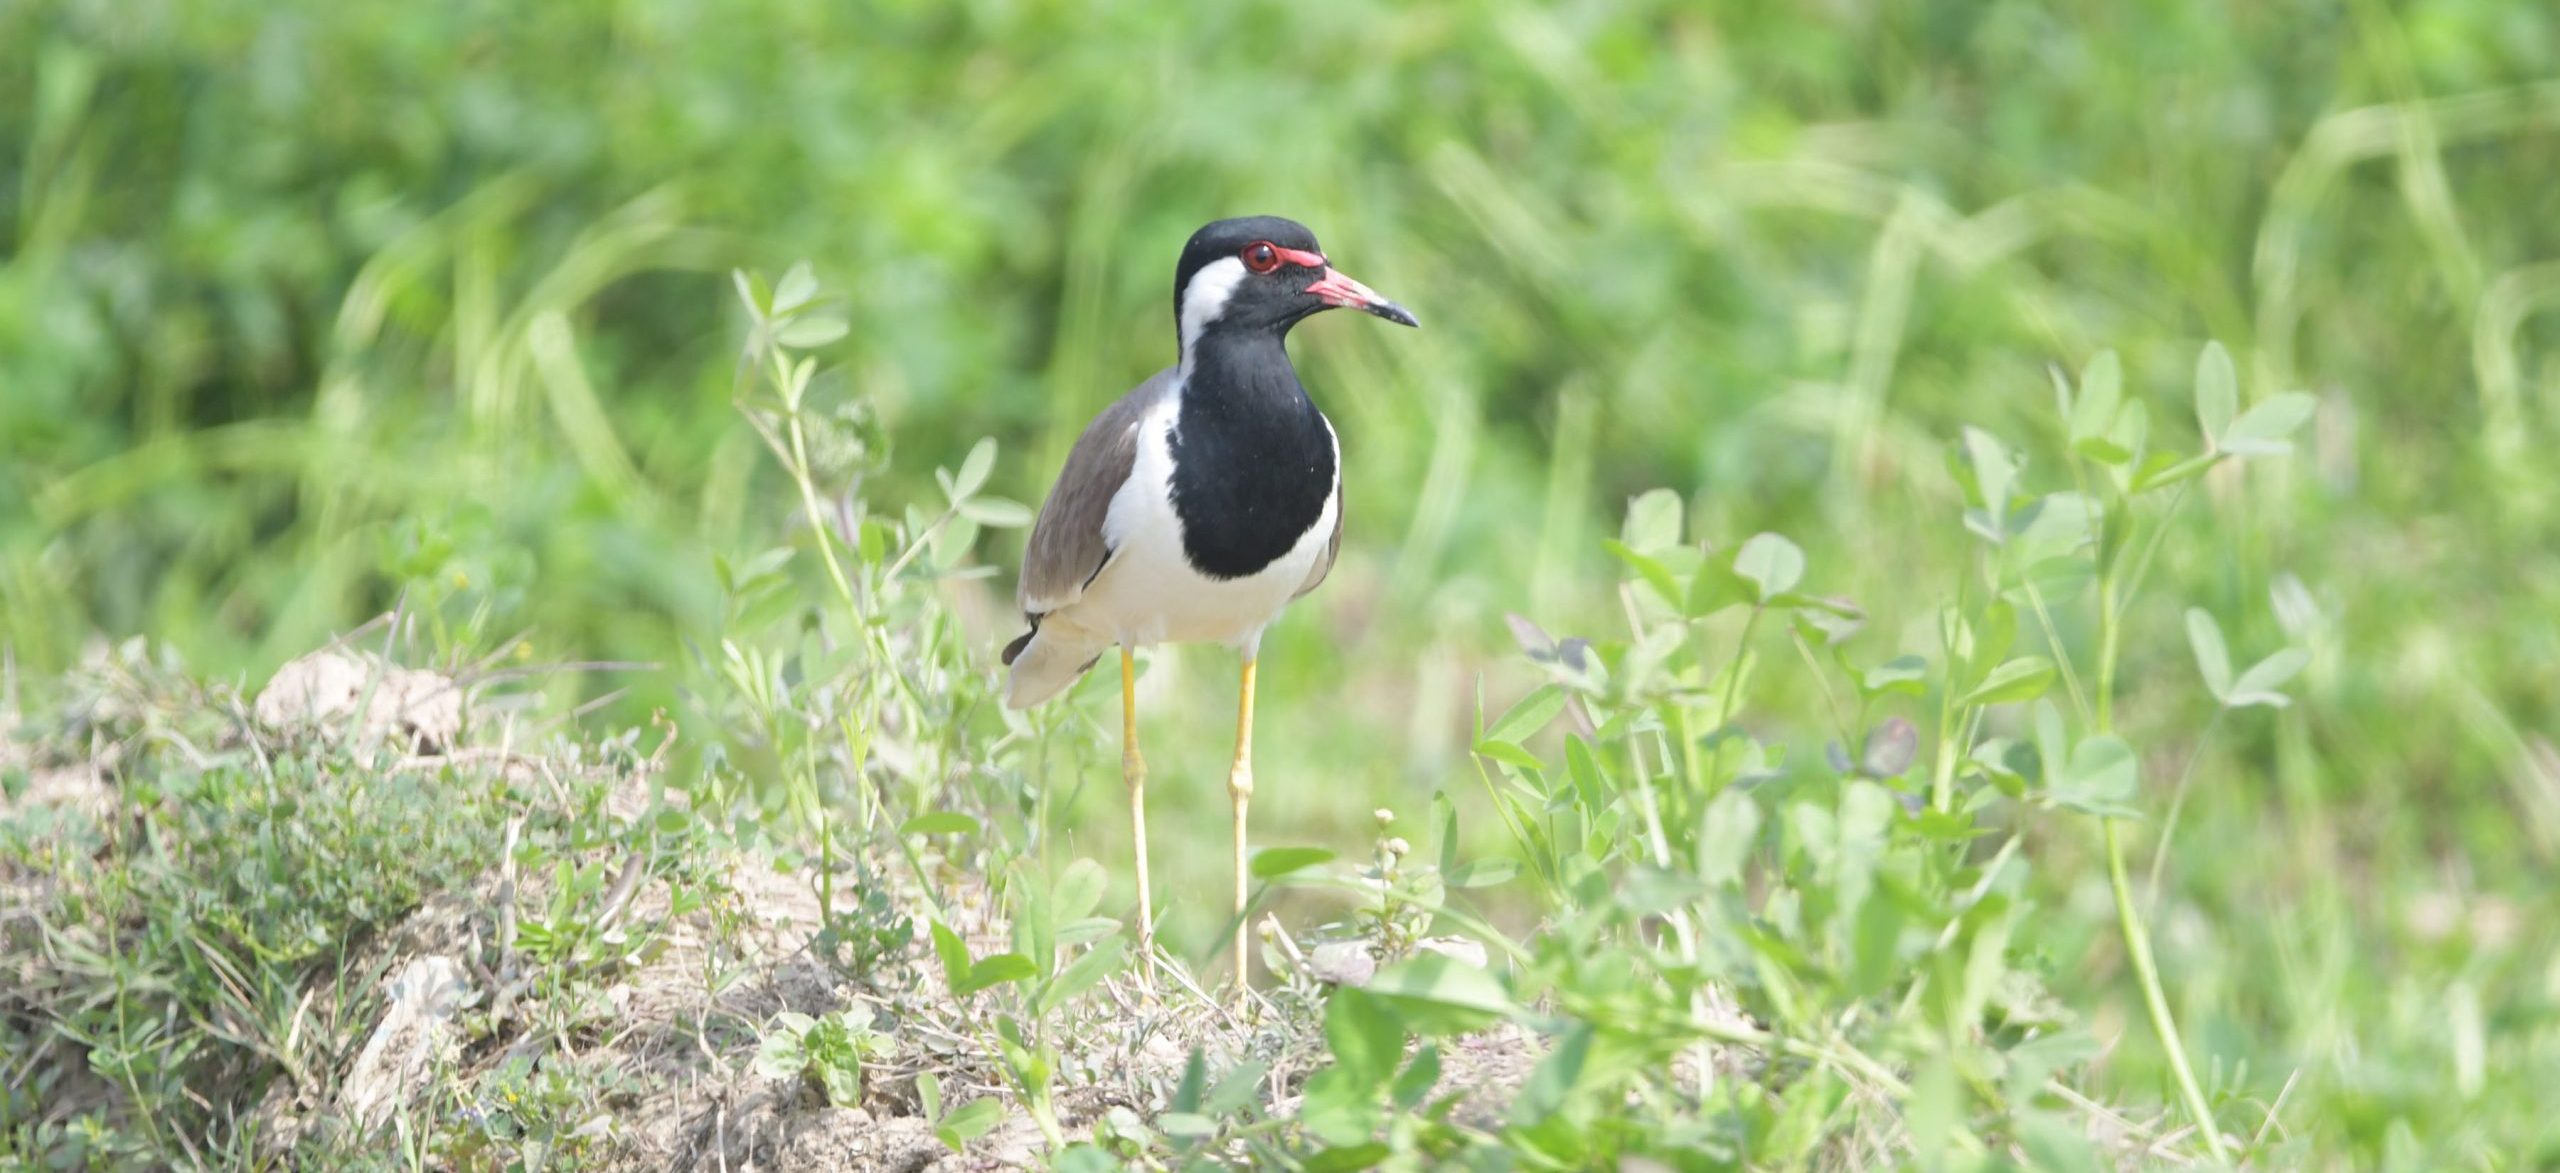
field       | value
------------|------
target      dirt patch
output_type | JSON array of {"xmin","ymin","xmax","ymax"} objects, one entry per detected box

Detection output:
[
  {"xmin": 1, "ymin": 690, "xmax": 114, "ymax": 826},
  {"xmin": 728, "ymin": 1098, "xmax": 949, "ymax": 1172}
]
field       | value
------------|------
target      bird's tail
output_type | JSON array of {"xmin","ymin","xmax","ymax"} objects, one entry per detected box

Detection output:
[{"xmin": 1002, "ymin": 623, "xmax": 1106, "ymax": 710}]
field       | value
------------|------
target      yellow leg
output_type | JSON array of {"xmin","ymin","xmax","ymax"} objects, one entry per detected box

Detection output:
[
  {"xmin": 1229, "ymin": 656, "xmax": 1258, "ymax": 991},
  {"xmin": 1122, "ymin": 647, "xmax": 1154, "ymax": 981}
]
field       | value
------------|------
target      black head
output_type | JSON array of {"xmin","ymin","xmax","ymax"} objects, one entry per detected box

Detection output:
[{"xmin": 1171, "ymin": 215, "xmax": 1418, "ymax": 355}]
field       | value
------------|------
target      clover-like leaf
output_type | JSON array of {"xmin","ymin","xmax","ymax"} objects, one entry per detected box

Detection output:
[
  {"xmin": 930, "ymin": 920, "xmax": 971, "ymax": 991},
  {"xmin": 2195, "ymin": 340, "xmax": 2237, "ymax": 443},
  {"xmin": 1732, "ymin": 532, "xmax": 1805, "ymax": 602},
  {"xmin": 1324, "ymin": 988, "xmax": 1405, "ymax": 1089},
  {"xmin": 1484, "ymin": 684, "xmax": 1569, "ymax": 746},
  {"xmin": 901, "ymin": 811, "xmax": 980, "ymax": 837},
  {"xmin": 1621, "ymin": 488, "xmax": 1684, "ymax": 552},
  {"xmin": 2068, "ymin": 350, "xmax": 2122, "ymax": 445},
  {"xmin": 2050, "ymin": 734, "xmax": 2140, "ymax": 817},
  {"xmin": 1603, "ymin": 540, "xmax": 1683, "ymax": 608},
  {"xmin": 2129, "ymin": 451, "xmax": 2220, "ymax": 494},
  {"xmin": 1696, "ymin": 788, "xmax": 1762, "ymax": 886},
  {"xmin": 952, "ymin": 953, "xmax": 1036, "ymax": 997},
  {"xmin": 1859, "ymin": 654, "xmax": 1929, "ymax": 698},
  {"xmin": 1970, "ymin": 736, "xmax": 2038, "ymax": 797},
  {"xmin": 1960, "ymin": 657, "xmax": 2055, "ymax": 706},
  {"xmin": 774, "ymin": 261, "xmax": 819, "ymax": 313},
  {"xmin": 2184, "ymin": 608, "xmax": 2233, "ymax": 701},
  {"xmin": 1250, "ymin": 846, "xmax": 1336, "ymax": 878},
  {"xmin": 1364, "ymin": 954, "xmax": 1517, "ymax": 1036},
  {"xmin": 1688, "ymin": 561, "xmax": 1752, "ymax": 618},
  {"xmin": 2089, "ymin": 396, "xmax": 2148, "ymax": 469},
  {"xmin": 1055, "ymin": 858, "xmax": 1108, "ymax": 923},
  {"xmin": 775, "ymin": 313, "xmax": 848, "ymax": 349},
  {"xmin": 733, "ymin": 268, "xmax": 770, "ymax": 318},
  {"xmin": 1787, "ymin": 594, "xmax": 1864, "ymax": 644},
  {"xmin": 951, "ymin": 437, "xmax": 997, "ymax": 502},
  {"xmin": 2228, "ymin": 647, "xmax": 2310, "ymax": 707},
  {"xmin": 936, "ymin": 1098, "xmax": 1003, "ymax": 1151},
  {"xmin": 2220, "ymin": 392, "xmax": 2317, "ymax": 456},
  {"xmin": 959, "ymin": 496, "xmax": 1034, "ymax": 527},
  {"xmin": 1033, "ymin": 936, "xmax": 1127, "ymax": 1016},
  {"xmin": 1956, "ymin": 427, "xmax": 2019, "ymax": 537}
]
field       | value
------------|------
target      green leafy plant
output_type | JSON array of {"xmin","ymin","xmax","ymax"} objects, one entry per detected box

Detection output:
[
  {"xmin": 442, "ymin": 1051, "xmax": 642, "ymax": 1171},
  {"xmin": 755, "ymin": 1005, "xmax": 896, "ymax": 1109},
  {"xmin": 915, "ymin": 1072, "xmax": 1004, "ymax": 1153},
  {"xmin": 713, "ymin": 262, "xmax": 1034, "ymax": 991},
  {"xmin": 1239, "ymin": 340, "xmax": 2319, "ymax": 1167}
]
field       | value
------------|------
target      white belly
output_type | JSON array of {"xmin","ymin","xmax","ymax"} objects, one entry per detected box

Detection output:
[{"xmin": 1051, "ymin": 396, "xmax": 1337, "ymax": 653}]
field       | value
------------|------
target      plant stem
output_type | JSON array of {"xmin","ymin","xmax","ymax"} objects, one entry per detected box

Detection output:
[
  {"xmin": 1688, "ymin": 1016, "xmax": 1910, "ymax": 1100},
  {"xmin": 1788, "ymin": 628, "xmax": 1856, "ymax": 748},
  {"xmin": 1930, "ymin": 566, "xmax": 1977, "ymax": 812},
  {"xmin": 879, "ymin": 502, "xmax": 961, "ymax": 583},
  {"xmin": 2087, "ymin": 472, "xmax": 2227, "ymax": 1162},
  {"xmin": 2102, "ymin": 477, "xmax": 2203, "ymax": 729},
  {"xmin": 1627, "ymin": 737, "xmax": 1704, "ymax": 970},
  {"xmin": 2104, "ymin": 817, "xmax": 2230, "ymax": 1164},
  {"xmin": 1676, "ymin": 704, "xmax": 1708, "ymax": 801},
  {"xmin": 1720, "ymin": 606, "xmax": 1763, "ymax": 728},
  {"xmin": 2021, "ymin": 576, "xmax": 2093, "ymax": 725},
  {"xmin": 2120, "ymin": 480, "xmax": 2199, "ymax": 615},
  {"xmin": 2095, "ymin": 579, "xmax": 2121, "ymax": 733},
  {"xmin": 1029, "ymin": 1094, "xmax": 1067, "ymax": 1152},
  {"xmin": 1929, "ymin": 693, "xmax": 1960, "ymax": 812},
  {"xmin": 1890, "ymin": 831, "xmax": 2023, "ymax": 1023},
  {"xmin": 784, "ymin": 410, "xmax": 861, "ymax": 615},
  {"xmin": 2145, "ymin": 708, "xmax": 2225, "ymax": 908}
]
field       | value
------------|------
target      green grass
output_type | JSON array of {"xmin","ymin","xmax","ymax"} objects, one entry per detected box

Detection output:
[{"xmin": 9, "ymin": 0, "xmax": 2560, "ymax": 1166}]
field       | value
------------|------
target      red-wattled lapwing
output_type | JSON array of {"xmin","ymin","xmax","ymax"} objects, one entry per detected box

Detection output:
[{"xmin": 1001, "ymin": 216, "xmax": 1417, "ymax": 987}]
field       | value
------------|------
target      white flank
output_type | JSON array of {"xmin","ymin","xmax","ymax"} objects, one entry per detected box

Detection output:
[{"xmin": 1100, "ymin": 394, "xmax": 1182, "ymax": 559}]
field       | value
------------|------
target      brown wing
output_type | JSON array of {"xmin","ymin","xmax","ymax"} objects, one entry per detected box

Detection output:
[{"xmin": 1017, "ymin": 367, "xmax": 1179, "ymax": 617}]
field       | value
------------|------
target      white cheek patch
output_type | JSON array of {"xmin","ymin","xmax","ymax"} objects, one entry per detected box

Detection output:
[{"xmin": 1178, "ymin": 257, "xmax": 1248, "ymax": 367}]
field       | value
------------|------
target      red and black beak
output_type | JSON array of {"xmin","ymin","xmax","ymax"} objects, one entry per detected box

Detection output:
[
  {"xmin": 1307, "ymin": 266, "xmax": 1420, "ymax": 327},
  {"xmin": 1275, "ymin": 245, "xmax": 1420, "ymax": 328}
]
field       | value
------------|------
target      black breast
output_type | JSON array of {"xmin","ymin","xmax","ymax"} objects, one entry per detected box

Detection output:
[{"xmin": 1167, "ymin": 341, "xmax": 1338, "ymax": 580}]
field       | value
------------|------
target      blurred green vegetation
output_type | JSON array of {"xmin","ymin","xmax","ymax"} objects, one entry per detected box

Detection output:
[{"xmin": 9, "ymin": 0, "xmax": 2560, "ymax": 1162}]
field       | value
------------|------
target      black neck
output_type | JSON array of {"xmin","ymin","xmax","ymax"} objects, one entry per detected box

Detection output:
[
  {"xmin": 1168, "ymin": 331, "xmax": 1338, "ymax": 580},
  {"xmin": 1185, "ymin": 330, "xmax": 1305, "ymax": 412}
]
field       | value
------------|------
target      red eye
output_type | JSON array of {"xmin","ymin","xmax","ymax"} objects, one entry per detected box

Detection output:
[{"xmin": 1242, "ymin": 242, "xmax": 1281, "ymax": 273}]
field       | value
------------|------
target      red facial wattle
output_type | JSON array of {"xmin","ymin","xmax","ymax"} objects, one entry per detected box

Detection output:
[{"xmin": 1238, "ymin": 239, "xmax": 1419, "ymax": 327}]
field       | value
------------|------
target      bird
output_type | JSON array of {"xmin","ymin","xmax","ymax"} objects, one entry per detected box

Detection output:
[{"xmin": 1000, "ymin": 215, "xmax": 1418, "ymax": 988}]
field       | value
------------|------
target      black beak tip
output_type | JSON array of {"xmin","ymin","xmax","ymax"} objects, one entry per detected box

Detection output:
[{"xmin": 1369, "ymin": 300, "xmax": 1420, "ymax": 329}]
